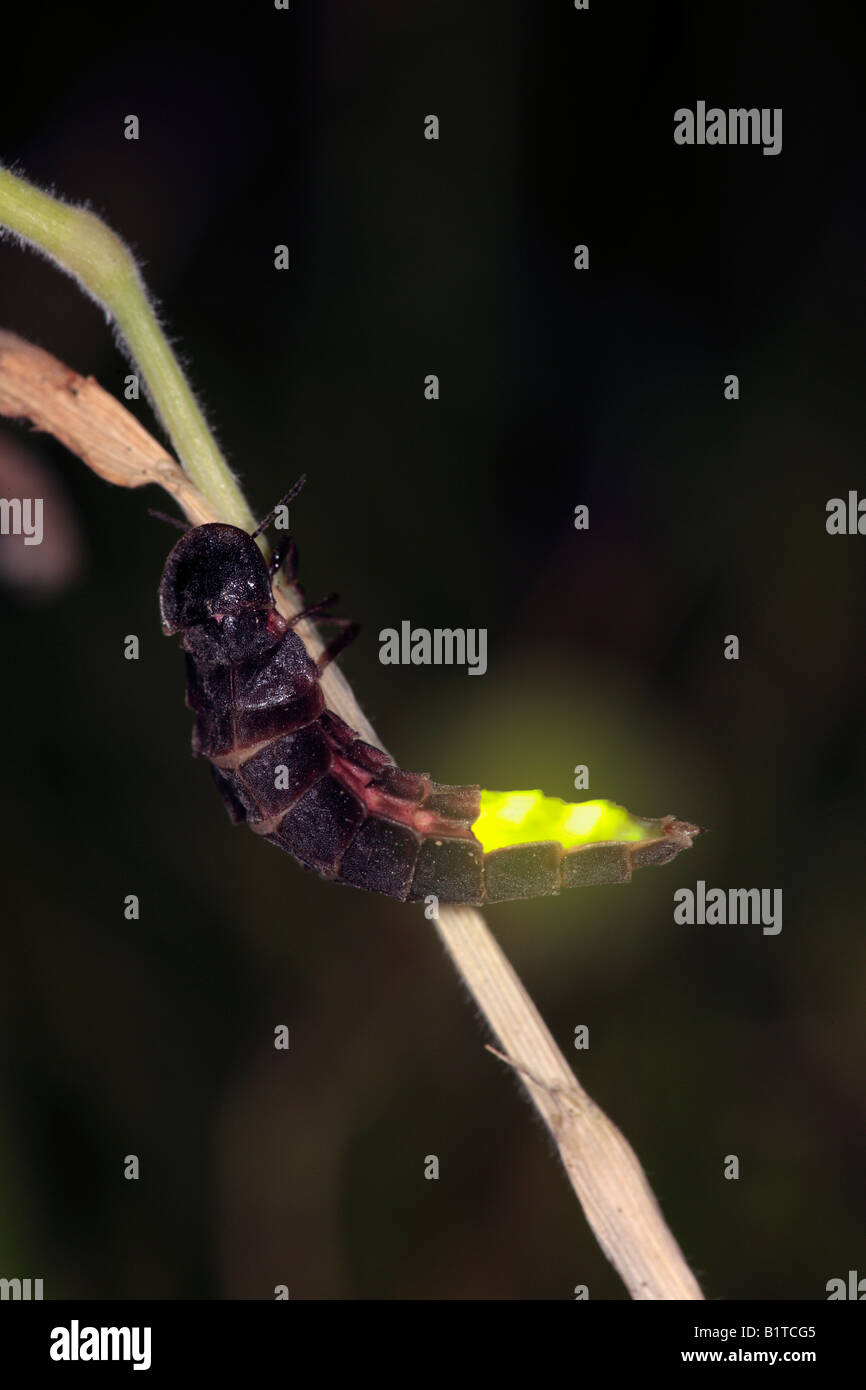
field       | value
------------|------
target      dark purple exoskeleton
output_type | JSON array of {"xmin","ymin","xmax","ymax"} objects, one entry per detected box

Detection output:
[{"xmin": 159, "ymin": 522, "xmax": 699, "ymax": 903}]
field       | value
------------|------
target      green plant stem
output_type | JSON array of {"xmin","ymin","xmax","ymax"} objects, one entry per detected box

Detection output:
[{"xmin": 0, "ymin": 166, "xmax": 255, "ymax": 530}]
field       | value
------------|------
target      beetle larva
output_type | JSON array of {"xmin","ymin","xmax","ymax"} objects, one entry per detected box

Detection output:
[{"xmin": 159, "ymin": 522, "xmax": 699, "ymax": 903}]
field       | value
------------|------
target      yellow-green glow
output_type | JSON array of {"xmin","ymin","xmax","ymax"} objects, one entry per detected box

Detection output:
[{"xmin": 472, "ymin": 790, "xmax": 655, "ymax": 853}]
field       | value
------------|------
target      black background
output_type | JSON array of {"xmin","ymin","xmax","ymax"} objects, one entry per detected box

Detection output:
[{"xmin": 0, "ymin": 2, "xmax": 864, "ymax": 1299}]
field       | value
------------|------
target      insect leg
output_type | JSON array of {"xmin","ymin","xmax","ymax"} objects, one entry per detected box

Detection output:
[
  {"xmin": 314, "ymin": 616, "xmax": 360, "ymax": 670},
  {"xmin": 269, "ymin": 535, "xmax": 299, "ymax": 585},
  {"xmin": 285, "ymin": 590, "xmax": 359, "ymax": 669},
  {"xmin": 286, "ymin": 591, "xmax": 340, "ymax": 626}
]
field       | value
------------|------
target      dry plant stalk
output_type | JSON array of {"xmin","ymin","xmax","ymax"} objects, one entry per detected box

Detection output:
[{"xmin": 0, "ymin": 328, "xmax": 702, "ymax": 1299}]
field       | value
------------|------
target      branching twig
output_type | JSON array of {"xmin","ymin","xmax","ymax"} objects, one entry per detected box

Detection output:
[{"xmin": 0, "ymin": 167, "xmax": 704, "ymax": 1299}]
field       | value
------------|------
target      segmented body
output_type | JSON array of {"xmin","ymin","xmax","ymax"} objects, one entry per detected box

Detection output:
[{"xmin": 159, "ymin": 523, "xmax": 698, "ymax": 903}]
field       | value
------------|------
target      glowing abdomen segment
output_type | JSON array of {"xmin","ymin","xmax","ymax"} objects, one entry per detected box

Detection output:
[
  {"xmin": 471, "ymin": 790, "xmax": 657, "ymax": 854},
  {"xmin": 473, "ymin": 791, "xmax": 698, "ymax": 902}
]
